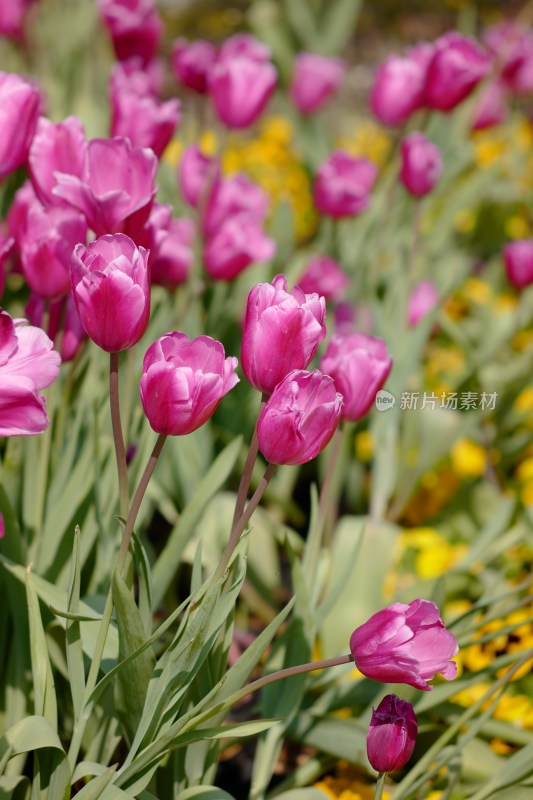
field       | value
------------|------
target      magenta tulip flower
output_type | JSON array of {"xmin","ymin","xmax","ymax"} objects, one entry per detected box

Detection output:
[
  {"xmin": 28, "ymin": 116, "xmax": 86, "ymax": 207},
  {"xmin": 297, "ymin": 255, "xmax": 349, "ymax": 301},
  {"xmin": 424, "ymin": 32, "xmax": 491, "ymax": 112},
  {"xmin": 98, "ymin": 0, "xmax": 163, "ymax": 65},
  {"xmin": 367, "ymin": 695, "xmax": 418, "ymax": 774},
  {"xmin": 290, "ymin": 52, "xmax": 345, "ymax": 115},
  {"xmin": 314, "ymin": 151, "xmax": 377, "ymax": 218},
  {"xmin": 171, "ymin": 38, "xmax": 217, "ymax": 94},
  {"xmin": 218, "ymin": 33, "xmax": 271, "ymax": 63},
  {"xmin": 0, "ymin": 308, "xmax": 61, "ymax": 436},
  {"xmin": 110, "ymin": 56, "xmax": 164, "ymax": 97},
  {"xmin": 0, "ymin": 0, "xmax": 33, "ymax": 39},
  {"xmin": 399, "ymin": 132, "xmax": 442, "ymax": 198},
  {"xmin": 472, "ymin": 81, "xmax": 508, "ymax": 130},
  {"xmin": 151, "ymin": 217, "xmax": 194, "ymax": 289},
  {"xmin": 257, "ymin": 369, "xmax": 343, "ymax": 465},
  {"xmin": 408, "ymin": 280, "xmax": 439, "ymax": 327},
  {"xmin": 20, "ymin": 203, "xmax": 87, "ymax": 301},
  {"xmin": 203, "ymin": 173, "xmax": 269, "ymax": 235},
  {"xmin": 0, "ymin": 72, "xmax": 41, "ymax": 181},
  {"xmin": 321, "ymin": 333, "xmax": 392, "ymax": 421},
  {"xmin": 110, "ymin": 85, "xmax": 180, "ymax": 158},
  {"xmin": 204, "ymin": 214, "xmax": 275, "ymax": 281},
  {"xmin": 370, "ymin": 52, "xmax": 428, "ymax": 126},
  {"xmin": 140, "ymin": 331, "xmax": 239, "ymax": 435},
  {"xmin": 241, "ymin": 274, "xmax": 326, "ymax": 394},
  {"xmin": 70, "ymin": 233, "xmax": 150, "ymax": 352},
  {"xmin": 0, "ymin": 228, "xmax": 14, "ymax": 298},
  {"xmin": 503, "ymin": 239, "xmax": 533, "ymax": 289},
  {"xmin": 53, "ymin": 137, "xmax": 157, "ymax": 239},
  {"xmin": 179, "ymin": 145, "xmax": 220, "ymax": 209},
  {"xmin": 483, "ymin": 21, "xmax": 533, "ymax": 94},
  {"xmin": 26, "ymin": 293, "xmax": 86, "ymax": 362},
  {"xmin": 350, "ymin": 598, "xmax": 458, "ymax": 691}
]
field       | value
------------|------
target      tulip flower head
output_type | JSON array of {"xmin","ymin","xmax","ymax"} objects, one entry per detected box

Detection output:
[
  {"xmin": 110, "ymin": 85, "xmax": 180, "ymax": 158},
  {"xmin": 179, "ymin": 145, "xmax": 220, "ymax": 209},
  {"xmin": 503, "ymin": 239, "xmax": 533, "ymax": 289},
  {"xmin": 257, "ymin": 369, "xmax": 343, "ymax": 465},
  {"xmin": 370, "ymin": 53, "xmax": 427, "ymax": 126},
  {"xmin": 98, "ymin": 0, "xmax": 163, "ymax": 65},
  {"xmin": 367, "ymin": 695, "xmax": 418, "ymax": 774},
  {"xmin": 290, "ymin": 52, "xmax": 345, "ymax": 115},
  {"xmin": 171, "ymin": 38, "xmax": 217, "ymax": 94},
  {"xmin": 0, "ymin": 72, "xmax": 41, "ymax": 181},
  {"xmin": 424, "ymin": 32, "xmax": 491, "ymax": 112},
  {"xmin": 297, "ymin": 255, "xmax": 350, "ymax": 301},
  {"xmin": 204, "ymin": 213, "xmax": 275, "ymax": 282},
  {"xmin": 241, "ymin": 274, "xmax": 327, "ymax": 394},
  {"xmin": 28, "ymin": 116, "xmax": 86, "ymax": 207},
  {"xmin": 399, "ymin": 132, "xmax": 442, "ymax": 198},
  {"xmin": 140, "ymin": 331, "xmax": 239, "ymax": 435},
  {"xmin": 314, "ymin": 151, "xmax": 377, "ymax": 219},
  {"xmin": 408, "ymin": 279, "xmax": 439, "ymax": 327},
  {"xmin": 350, "ymin": 598, "xmax": 459, "ymax": 691}
]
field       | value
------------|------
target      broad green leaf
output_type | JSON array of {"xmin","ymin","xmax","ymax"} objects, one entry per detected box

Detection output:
[
  {"xmin": 321, "ymin": 0, "xmax": 362, "ymax": 54},
  {"xmin": 274, "ymin": 791, "xmax": 331, "ymax": 800},
  {"xmin": 283, "ymin": 0, "xmax": 318, "ymax": 50},
  {"xmin": 0, "ymin": 774, "xmax": 29, "ymax": 799},
  {"xmin": 68, "ymin": 765, "xmax": 118, "ymax": 799},
  {"xmin": 0, "ymin": 716, "xmax": 70, "ymax": 800},
  {"xmin": 177, "ymin": 787, "xmax": 236, "ymax": 800},
  {"xmin": 468, "ymin": 742, "xmax": 533, "ymax": 800},
  {"xmin": 131, "ymin": 532, "xmax": 154, "ymax": 638}
]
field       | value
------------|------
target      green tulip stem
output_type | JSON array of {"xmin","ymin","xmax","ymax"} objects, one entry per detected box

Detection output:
[
  {"xmin": 232, "ymin": 391, "xmax": 269, "ymax": 528},
  {"xmin": 374, "ymin": 773, "xmax": 386, "ymax": 800},
  {"xmin": 109, "ymin": 351, "xmax": 129, "ymax": 520}
]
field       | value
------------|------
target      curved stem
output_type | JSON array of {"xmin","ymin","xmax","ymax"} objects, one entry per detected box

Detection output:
[
  {"xmin": 215, "ymin": 462, "xmax": 276, "ymax": 581},
  {"xmin": 109, "ymin": 352, "xmax": 129, "ymax": 519},
  {"xmin": 244, "ymin": 653, "xmax": 353, "ymax": 698},
  {"xmin": 232, "ymin": 392, "xmax": 269, "ymax": 529}
]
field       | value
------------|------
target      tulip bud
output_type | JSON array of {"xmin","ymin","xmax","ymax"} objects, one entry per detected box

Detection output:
[
  {"xmin": 98, "ymin": 0, "xmax": 163, "ymax": 65},
  {"xmin": 321, "ymin": 333, "xmax": 392, "ymax": 421},
  {"xmin": 0, "ymin": 72, "xmax": 41, "ymax": 181},
  {"xmin": 257, "ymin": 369, "xmax": 343, "ymax": 465},
  {"xmin": 171, "ymin": 38, "xmax": 217, "ymax": 94},
  {"xmin": 70, "ymin": 233, "xmax": 150, "ymax": 352},
  {"xmin": 203, "ymin": 213, "xmax": 275, "ymax": 281},
  {"xmin": 290, "ymin": 53, "xmax": 345, "ymax": 115},
  {"xmin": 241, "ymin": 274, "xmax": 326, "ymax": 394},
  {"xmin": 140, "ymin": 331, "xmax": 239, "ymax": 435},
  {"xmin": 408, "ymin": 280, "xmax": 439, "ymax": 327},
  {"xmin": 28, "ymin": 116, "xmax": 86, "ymax": 207},
  {"xmin": 209, "ymin": 44, "xmax": 277, "ymax": 129},
  {"xmin": 399, "ymin": 132, "xmax": 442, "ymax": 198},
  {"xmin": 370, "ymin": 53, "xmax": 427, "ymax": 126},
  {"xmin": 179, "ymin": 145, "xmax": 220, "ymax": 209},
  {"xmin": 0, "ymin": 0, "xmax": 33, "ymax": 39},
  {"xmin": 314, "ymin": 151, "xmax": 377, "ymax": 219},
  {"xmin": 110, "ymin": 85, "xmax": 180, "ymax": 158},
  {"xmin": 367, "ymin": 695, "xmax": 418, "ymax": 774},
  {"xmin": 297, "ymin": 255, "xmax": 349, "ymax": 301},
  {"xmin": 424, "ymin": 32, "xmax": 491, "ymax": 112},
  {"xmin": 503, "ymin": 239, "xmax": 533, "ymax": 288}
]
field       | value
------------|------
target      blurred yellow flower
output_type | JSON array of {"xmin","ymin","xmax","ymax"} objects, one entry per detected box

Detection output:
[
  {"xmin": 462, "ymin": 277, "xmax": 492, "ymax": 305},
  {"xmin": 451, "ymin": 439, "xmax": 487, "ymax": 479},
  {"xmin": 454, "ymin": 208, "xmax": 476, "ymax": 233},
  {"xmin": 355, "ymin": 430, "xmax": 374, "ymax": 462},
  {"xmin": 336, "ymin": 121, "xmax": 392, "ymax": 167},
  {"xmin": 314, "ymin": 764, "xmax": 390, "ymax": 800},
  {"xmin": 506, "ymin": 214, "xmax": 531, "ymax": 239}
]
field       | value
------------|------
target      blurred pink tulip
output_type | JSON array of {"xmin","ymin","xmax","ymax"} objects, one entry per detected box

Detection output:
[
  {"xmin": 98, "ymin": 0, "xmax": 163, "ymax": 65},
  {"xmin": 472, "ymin": 80, "xmax": 508, "ymax": 130},
  {"xmin": 0, "ymin": 72, "xmax": 41, "ymax": 181},
  {"xmin": 408, "ymin": 279, "xmax": 439, "ymax": 326},
  {"xmin": 26, "ymin": 293, "xmax": 86, "ymax": 362},
  {"xmin": 370, "ymin": 53, "xmax": 427, "ymax": 126},
  {"xmin": 257, "ymin": 369, "xmax": 343, "ymax": 465},
  {"xmin": 424, "ymin": 32, "xmax": 491, "ymax": 112},
  {"xmin": 204, "ymin": 214, "xmax": 275, "ymax": 281},
  {"xmin": 321, "ymin": 332, "xmax": 392, "ymax": 421},
  {"xmin": 503, "ymin": 239, "xmax": 533, "ymax": 288},
  {"xmin": 70, "ymin": 233, "xmax": 150, "ymax": 352},
  {"xmin": 290, "ymin": 52, "xmax": 345, "ymax": 115},
  {"xmin": 0, "ymin": 0, "xmax": 33, "ymax": 39},
  {"xmin": 399, "ymin": 132, "xmax": 442, "ymax": 198},
  {"xmin": 297, "ymin": 255, "xmax": 349, "ymax": 301},
  {"xmin": 241, "ymin": 273, "xmax": 326, "ymax": 394},
  {"xmin": 140, "ymin": 331, "xmax": 239, "ymax": 435},
  {"xmin": 218, "ymin": 33, "xmax": 271, "ymax": 63},
  {"xmin": 171, "ymin": 38, "xmax": 217, "ymax": 94},
  {"xmin": 151, "ymin": 217, "xmax": 194, "ymax": 289},
  {"xmin": 179, "ymin": 145, "xmax": 220, "ymax": 209},
  {"xmin": 110, "ymin": 84, "xmax": 180, "ymax": 157},
  {"xmin": 314, "ymin": 151, "xmax": 377, "ymax": 218},
  {"xmin": 110, "ymin": 56, "xmax": 165, "ymax": 97},
  {"xmin": 203, "ymin": 173, "xmax": 269, "ymax": 235},
  {"xmin": 350, "ymin": 598, "xmax": 458, "ymax": 690},
  {"xmin": 28, "ymin": 116, "xmax": 86, "ymax": 207}
]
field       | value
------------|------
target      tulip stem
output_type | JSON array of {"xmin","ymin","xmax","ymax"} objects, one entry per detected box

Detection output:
[
  {"xmin": 232, "ymin": 392, "xmax": 269, "ymax": 528},
  {"xmin": 109, "ymin": 351, "xmax": 129, "ymax": 519},
  {"xmin": 374, "ymin": 773, "xmax": 386, "ymax": 800},
  {"xmin": 316, "ymin": 423, "xmax": 344, "ymax": 546},
  {"xmin": 243, "ymin": 653, "xmax": 353, "ymax": 698},
  {"xmin": 216, "ymin": 461, "xmax": 276, "ymax": 580}
]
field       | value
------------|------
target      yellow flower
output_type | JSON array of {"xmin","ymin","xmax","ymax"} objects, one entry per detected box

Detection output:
[
  {"xmin": 336, "ymin": 121, "xmax": 392, "ymax": 167},
  {"xmin": 462, "ymin": 277, "xmax": 492, "ymax": 305},
  {"xmin": 451, "ymin": 439, "xmax": 487, "ymax": 479},
  {"xmin": 516, "ymin": 457, "xmax": 533, "ymax": 483},
  {"xmin": 355, "ymin": 431, "xmax": 374, "ymax": 462},
  {"xmin": 473, "ymin": 134, "xmax": 506, "ymax": 168},
  {"xmin": 162, "ymin": 138, "xmax": 184, "ymax": 168},
  {"xmin": 514, "ymin": 388, "xmax": 533, "ymax": 413},
  {"xmin": 492, "ymin": 292, "xmax": 518, "ymax": 314},
  {"xmin": 506, "ymin": 214, "xmax": 531, "ymax": 239},
  {"xmin": 454, "ymin": 208, "xmax": 476, "ymax": 233}
]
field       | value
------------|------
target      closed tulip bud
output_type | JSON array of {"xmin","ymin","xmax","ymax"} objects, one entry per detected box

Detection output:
[
  {"xmin": 151, "ymin": 217, "xmax": 194, "ymax": 289},
  {"xmin": 140, "ymin": 331, "xmax": 239, "ymax": 435},
  {"xmin": 204, "ymin": 173, "xmax": 269, "ymax": 235},
  {"xmin": 350, "ymin": 598, "xmax": 458, "ymax": 691},
  {"xmin": 471, "ymin": 81, "xmax": 508, "ymax": 130},
  {"xmin": 399, "ymin": 132, "xmax": 442, "ymax": 198},
  {"xmin": 370, "ymin": 53, "xmax": 427, "ymax": 126},
  {"xmin": 54, "ymin": 137, "xmax": 157, "ymax": 239},
  {"xmin": 367, "ymin": 695, "xmax": 418, "ymax": 774},
  {"xmin": 314, "ymin": 151, "xmax": 377, "ymax": 219},
  {"xmin": 321, "ymin": 333, "xmax": 392, "ymax": 421},
  {"xmin": 297, "ymin": 255, "xmax": 349, "ymax": 301},
  {"xmin": 171, "ymin": 38, "xmax": 217, "ymax": 94},
  {"xmin": 204, "ymin": 213, "xmax": 275, "ymax": 281},
  {"xmin": 28, "ymin": 116, "xmax": 86, "ymax": 207},
  {"xmin": 503, "ymin": 239, "xmax": 533, "ymax": 288},
  {"xmin": 179, "ymin": 145, "xmax": 220, "ymax": 209},
  {"xmin": 290, "ymin": 52, "xmax": 345, "ymax": 115},
  {"xmin": 209, "ymin": 47, "xmax": 277, "ymax": 129},
  {"xmin": 70, "ymin": 233, "xmax": 150, "ymax": 352},
  {"xmin": 257, "ymin": 369, "xmax": 343, "ymax": 465},
  {"xmin": 0, "ymin": 72, "xmax": 41, "ymax": 181},
  {"xmin": 424, "ymin": 32, "xmax": 491, "ymax": 112},
  {"xmin": 408, "ymin": 279, "xmax": 439, "ymax": 327},
  {"xmin": 110, "ymin": 85, "xmax": 180, "ymax": 158},
  {"xmin": 241, "ymin": 274, "xmax": 326, "ymax": 394},
  {"xmin": 98, "ymin": 0, "xmax": 163, "ymax": 65}
]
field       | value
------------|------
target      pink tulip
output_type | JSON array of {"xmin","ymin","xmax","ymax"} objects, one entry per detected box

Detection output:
[
  {"xmin": 171, "ymin": 38, "xmax": 217, "ymax": 94},
  {"xmin": 399, "ymin": 132, "xmax": 442, "ymax": 198},
  {"xmin": 257, "ymin": 369, "xmax": 343, "ymax": 465},
  {"xmin": 209, "ymin": 41, "xmax": 277, "ymax": 129},
  {"xmin": 0, "ymin": 72, "xmax": 41, "ymax": 181},
  {"xmin": 0, "ymin": 0, "xmax": 33, "ymax": 39},
  {"xmin": 503, "ymin": 239, "xmax": 533, "ymax": 289},
  {"xmin": 321, "ymin": 333, "xmax": 392, "ymax": 421},
  {"xmin": 203, "ymin": 173, "xmax": 269, "ymax": 235},
  {"xmin": 6, "ymin": 181, "xmax": 38, "ymax": 273},
  {"xmin": 290, "ymin": 52, "xmax": 345, "ymax": 115},
  {"xmin": 20, "ymin": 203, "xmax": 87, "ymax": 300},
  {"xmin": 367, "ymin": 696, "xmax": 417, "ymax": 773},
  {"xmin": 151, "ymin": 217, "xmax": 194, "ymax": 288},
  {"xmin": 483, "ymin": 21, "xmax": 533, "ymax": 93},
  {"xmin": 424, "ymin": 32, "xmax": 491, "ymax": 112},
  {"xmin": 53, "ymin": 137, "xmax": 157, "ymax": 239},
  {"xmin": 204, "ymin": 213, "xmax": 275, "ymax": 281},
  {"xmin": 110, "ymin": 84, "xmax": 180, "ymax": 157},
  {"xmin": 408, "ymin": 279, "xmax": 439, "ymax": 327},
  {"xmin": 0, "ymin": 308, "xmax": 61, "ymax": 436},
  {"xmin": 26, "ymin": 293, "xmax": 86, "ymax": 362},
  {"xmin": 350, "ymin": 598, "xmax": 458, "ymax": 691},
  {"xmin": 0, "ymin": 228, "xmax": 14, "ymax": 298},
  {"xmin": 370, "ymin": 53, "xmax": 427, "ymax": 126},
  {"xmin": 218, "ymin": 33, "xmax": 271, "ymax": 63},
  {"xmin": 70, "ymin": 233, "xmax": 150, "ymax": 352},
  {"xmin": 110, "ymin": 56, "xmax": 165, "ymax": 97},
  {"xmin": 314, "ymin": 151, "xmax": 377, "ymax": 219},
  {"xmin": 297, "ymin": 255, "xmax": 349, "ymax": 301},
  {"xmin": 241, "ymin": 274, "xmax": 327, "ymax": 394},
  {"xmin": 98, "ymin": 0, "xmax": 163, "ymax": 65},
  {"xmin": 28, "ymin": 116, "xmax": 86, "ymax": 207},
  {"xmin": 471, "ymin": 80, "xmax": 508, "ymax": 130},
  {"xmin": 140, "ymin": 331, "xmax": 239, "ymax": 435},
  {"xmin": 0, "ymin": 513, "xmax": 4, "ymax": 538},
  {"xmin": 179, "ymin": 145, "xmax": 220, "ymax": 209}
]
